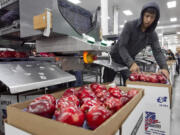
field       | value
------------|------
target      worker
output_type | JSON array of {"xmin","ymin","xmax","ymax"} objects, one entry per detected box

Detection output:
[
  {"xmin": 103, "ymin": 2, "xmax": 169, "ymax": 84},
  {"xmin": 167, "ymin": 49, "xmax": 175, "ymax": 60}
]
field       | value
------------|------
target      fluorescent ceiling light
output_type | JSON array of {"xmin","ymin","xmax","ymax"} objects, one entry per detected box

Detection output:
[
  {"xmin": 158, "ymin": 33, "xmax": 163, "ymax": 36},
  {"xmin": 119, "ymin": 25, "xmax": 124, "ymax": 28},
  {"xmin": 177, "ymin": 32, "xmax": 180, "ymax": 34},
  {"xmin": 123, "ymin": 10, "xmax": 133, "ymax": 16},
  {"xmin": 124, "ymin": 20, "xmax": 127, "ymax": 23},
  {"xmin": 170, "ymin": 17, "xmax": 177, "ymax": 22},
  {"xmin": 167, "ymin": 1, "xmax": 176, "ymax": 8},
  {"xmin": 68, "ymin": 0, "xmax": 81, "ymax": 4}
]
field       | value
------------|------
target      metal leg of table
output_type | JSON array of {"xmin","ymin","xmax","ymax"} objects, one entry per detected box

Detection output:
[{"xmin": 100, "ymin": 67, "xmax": 102, "ymax": 83}]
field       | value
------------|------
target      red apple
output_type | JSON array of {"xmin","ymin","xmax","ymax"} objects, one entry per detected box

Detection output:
[
  {"xmin": 127, "ymin": 89, "xmax": 139, "ymax": 99},
  {"xmin": 91, "ymin": 84, "xmax": 107, "ymax": 93},
  {"xmin": 56, "ymin": 106, "xmax": 85, "ymax": 127},
  {"xmin": 157, "ymin": 74, "xmax": 167, "ymax": 84},
  {"xmin": 54, "ymin": 109, "xmax": 61, "ymax": 119},
  {"xmin": 56, "ymin": 95, "xmax": 79, "ymax": 109},
  {"xmin": 78, "ymin": 88, "xmax": 96, "ymax": 101},
  {"xmin": 62, "ymin": 95, "xmax": 80, "ymax": 106},
  {"xmin": 96, "ymin": 90, "xmax": 110, "ymax": 103},
  {"xmin": 145, "ymin": 75, "xmax": 151, "ymax": 82},
  {"xmin": 119, "ymin": 96, "xmax": 129, "ymax": 105},
  {"xmin": 139, "ymin": 73, "xmax": 146, "ymax": 82},
  {"xmin": 56, "ymin": 99, "xmax": 76, "ymax": 110},
  {"xmin": 2, "ymin": 51, "xmax": 14, "ymax": 58},
  {"xmin": 129, "ymin": 73, "xmax": 139, "ymax": 81},
  {"xmin": 27, "ymin": 100, "xmax": 55, "ymax": 118},
  {"xmin": 108, "ymin": 86, "xmax": 122, "ymax": 98},
  {"xmin": 86, "ymin": 106, "xmax": 112, "ymax": 129},
  {"xmin": 149, "ymin": 74, "xmax": 159, "ymax": 83},
  {"xmin": 90, "ymin": 83, "xmax": 100, "ymax": 91},
  {"xmin": 104, "ymin": 97, "xmax": 123, "ymax": 113},
  {"xmin": 80, "ymin": 99, "xmax": 101, "ymax": 113},
  {"xmin": 34, "ymin": 94, "xmax": 56, "ymax": 105},
  {"xmin": 63, "ymin": 88, "xmax": 76, "ymax": 96}
]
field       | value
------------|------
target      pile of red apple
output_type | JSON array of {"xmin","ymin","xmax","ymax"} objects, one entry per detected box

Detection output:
[
  {"xmin": 27, "ymin": 84, "xmax": 139, "ymax": 129},
  {"xmin": 129, "ymin": 72, "xmax": 167, "ymax": 84},
  {"xmin": 0, "ymin": 51, "xmax": 28, "ymax": 58},
  {"xmin": 39, "ymin": 52, "xmax": 55, "ymax": 57}
]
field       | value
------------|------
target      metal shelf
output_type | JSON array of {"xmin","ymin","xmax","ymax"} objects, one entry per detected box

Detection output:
[
  {"xmin": 36, "ymin": 36, "xmax": 110, "ymax": 53},
  {"xmin": 135, "ymin": 58, "xmax": 151, "ymax": 65},
  {"xmin": 93, "ymin": 60, "xmax": 128, "ymax": 72},
  {"xmin": 0, "ymin": 57, "xmax": 55, "ymax": 62},
  {"xmin": 0, "ymin": 0, "xmax": 18, "ymax": 10},
  {"xmin": 0, "ymin": 20, "xmax": 20, "ymax": 36},
  {"xmin": 0, "ymin": 61, "xmax": 76, "ymax": 94}
]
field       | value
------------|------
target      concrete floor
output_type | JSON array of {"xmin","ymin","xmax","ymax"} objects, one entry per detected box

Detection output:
[{"xmin": 170, "ymin": 75, "xmax": 180, "ymax": 135}]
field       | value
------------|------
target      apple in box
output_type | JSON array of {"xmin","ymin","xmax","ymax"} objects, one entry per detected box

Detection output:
[
  {"xmin": 149, "ymin": 74, "xmax": 159, "ymax": 83},
  {"xmin": 129, "ymin": 72, "xmax": 139, "ymax": 81},
  {"xmin": 61, "ymin": 95, "xmax": 80, "ymax": 106},
  {"xmin": 80, "ymin": 99, "xmax": 102, "ymax": 113},
  {"xmin": 129, "ymin": 72, "xmax": 167, "ymax": 84},
  {"xmin": 27, "ymin": 100, "xmax": 55, "ymax": 118},
  {"xmin": 78, "ymin": 87, "xmax": 96, "ymax": 102},
  {"xmin": 108, "ymin": 86, "xmax": 122, "ymax": 98},
  {"xmin": 86, "ymin": 105, "xmax": 112, "ymax": 129},
  {"xmin": 104, "ymin": 97, "xmax": 123, "ymax": 113},
  {"xmin": 34, "ymin": 94, "xmax": 56, "ymax": 105},
  {"xmin": 127, "ymin": 89, "xmax": 139, "ymax": 99},
  {"xmin": 27, "ymin": 94, "xmax": 56, "ymax": 118},
  {"xmin": 157, "ymin": 74, "xmax": 167, "ymax": 84},
  {"xmin": 56, "ymin": 105, "xmax": 85, "ymax": 127}
]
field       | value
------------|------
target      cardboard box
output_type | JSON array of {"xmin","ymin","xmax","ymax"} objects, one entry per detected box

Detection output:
[
  {"xmin": 0, "ymin": 93, "xmax": 45, "ymax": 133},
  {"xmin": 144, "ymin": 104, "xmax": 170, "ymax": 135},
  {"xmin": 7, "ymin": 86, "xmax": 143, "ymax": 135},
  {"xmin": 120, "ymin": 97, "xmax": 170, "ymax": 135},
  {"xmin": 126, "ymin": 81, "xmax": 171, "ymax": 135},
  {"xmin": 120, "ymin": 96, "xmax": 145, "ymax": 135},
  {"xmin": 0, "ymin": 94, "xmax": 18, "ymax": 133},
  {"xmin": 126, "ymin": 80, "xmax": 172, "ymax": 108},
  {"xmin": 5, "ymin": 121, "xmax": 31, "ymax": 135}
]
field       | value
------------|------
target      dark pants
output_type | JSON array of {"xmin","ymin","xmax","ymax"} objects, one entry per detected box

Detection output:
[
  {"xmin": 176, "ymin": 62, "xmax": 180, "ymax": 74},
  {"xmin": 103, "ymin": 67, "xmax": 130, "ymax": 86},
  {"xmin": 68, "ymin": 70, "xmax": 83, "ymax": 87}
]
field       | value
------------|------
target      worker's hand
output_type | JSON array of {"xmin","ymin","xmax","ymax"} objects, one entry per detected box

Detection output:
[
  {"xmin": 158, "ymin": 69, "xmax": 169, "ymax": 80},
  {"xmin": 130, "ymin": 63, "xmax": 140, "ymax": 73}
]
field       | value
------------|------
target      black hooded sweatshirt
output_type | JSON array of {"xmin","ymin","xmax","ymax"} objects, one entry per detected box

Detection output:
[{"xmin": 110, "ymin": 2, "xmax": 168, "ymax": 70}]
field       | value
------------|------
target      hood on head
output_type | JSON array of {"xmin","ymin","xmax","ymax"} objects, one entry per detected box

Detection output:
[{"xmin": 138, "ymin": 1, "xmax": 160, "ymax": 32}]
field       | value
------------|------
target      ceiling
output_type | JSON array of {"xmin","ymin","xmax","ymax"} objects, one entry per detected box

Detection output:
[{"xmin": 78, "ymin": 0, "xmax": 180, "ymax": 46}]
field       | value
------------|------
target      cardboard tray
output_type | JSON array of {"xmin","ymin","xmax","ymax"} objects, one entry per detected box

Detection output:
[{"xmin": 7, "ymin": 86, "xmax": 144, "ymax": 135}]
